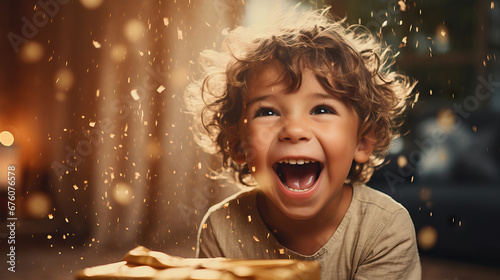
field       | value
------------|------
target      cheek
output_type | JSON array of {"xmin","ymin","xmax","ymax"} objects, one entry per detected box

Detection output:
[
  {"xmin": 323, "ymin": 135, "xmax": 358, "ymax": 169},
  {"xmin": 243, "ymin": 124, "xmax": 274, "ymax": 150},
  {"xmin": 241, "ymin": 125, "xmax": 275, "ymax": 170}
]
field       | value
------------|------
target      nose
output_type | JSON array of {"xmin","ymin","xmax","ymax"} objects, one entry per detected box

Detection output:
[{"xmin": 278, "ymin": 118, "xmax": 312, "ymax": 143}]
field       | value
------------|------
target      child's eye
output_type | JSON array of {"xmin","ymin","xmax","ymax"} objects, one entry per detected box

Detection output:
[
  {"xmin": 254, "ymin": 107, "xmax": 279, "ymax": 118},
  {"xmin": 311, "ymin": 105, "xmax": 336, "ymax": 115}
]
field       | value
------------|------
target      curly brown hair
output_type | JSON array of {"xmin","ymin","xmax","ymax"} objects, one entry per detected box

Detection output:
[{"xmin": 185, "ymin": 7, "xmax": 416, "ymax": 186}]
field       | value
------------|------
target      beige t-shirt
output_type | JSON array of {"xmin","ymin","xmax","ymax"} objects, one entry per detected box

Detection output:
[{"xmin": 196, "ymin": 184, "xmax": 421, "ymax": 280}]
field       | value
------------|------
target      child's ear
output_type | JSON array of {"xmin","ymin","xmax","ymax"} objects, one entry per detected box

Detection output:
[
  {"xmin": 228, "ymin": 126, "xmax": 246, "ymax": 164},
  {"xmin": 354, "ymin": 133, "xmax": 375, "ymax": 164}
]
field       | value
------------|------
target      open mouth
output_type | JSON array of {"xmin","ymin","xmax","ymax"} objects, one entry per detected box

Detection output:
[{"xmin": 272, "ymin": 159, "xmax": 322, "ymax": 192}]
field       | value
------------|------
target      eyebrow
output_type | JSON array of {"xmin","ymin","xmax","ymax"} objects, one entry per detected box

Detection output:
[
  {"xmin": 246, "ymin": 92, "xmax": 341, "ymax": 107},
  {"xmin": 245, "ymin": 94, "xmax": 276, "ymax": 107},
  {"xmin": 312, "ymin": 92, "xmax": 340, "ymax": 101}
]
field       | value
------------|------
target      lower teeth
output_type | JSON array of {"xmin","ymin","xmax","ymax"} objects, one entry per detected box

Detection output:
[{"xmin": 284, "ymin": 185, "xmax": 310, "ymax": 192}]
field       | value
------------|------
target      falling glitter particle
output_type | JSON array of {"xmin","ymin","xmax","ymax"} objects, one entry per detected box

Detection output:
[
  {"xmin": 73, "ymin": 184, "xmax": 79, "ymax": 190},
  {"xmin": 177, "ymin": 28, "xmax": 184, "ymax": 40},
  {"xmin": 163, "ymin": 17, "xmax": 169, "ymax": 26},
  {"xmin": 92, "ymin": 40, "xmax": 102, "ymax": 48},
  {"xmin": 131, "ymin": 89, "xmax": 140, "ymax": 101},
  {"xmin": 157, "ymin": 85, "xmax": 166, "ymax": 93},
  {"xmin": 398, "ymin": 0, "xmax": 406, "ymax": 11}
]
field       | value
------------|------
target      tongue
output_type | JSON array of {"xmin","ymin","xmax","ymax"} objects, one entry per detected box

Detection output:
[{"xmin": 281, "ymin": 164, "xmax": 318, "ymax": 190}]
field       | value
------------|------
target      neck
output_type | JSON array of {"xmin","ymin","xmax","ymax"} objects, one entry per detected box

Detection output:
[{"xmin": 257, "ymin": 184, "xmax": 352, "ymax": 255}]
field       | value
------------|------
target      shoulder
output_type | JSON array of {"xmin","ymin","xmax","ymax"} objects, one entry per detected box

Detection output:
[
  {"xmin": 352, "ymin": 183, "xmax": 407, "ymax": 214},
  {"xmin": 197, "ymin": 188, "xmax": 276, "ymax": 259},
  {"xmin": 347, "ymin": 184, "xmax": 421, "ymax": 278},
  {"xmin": 198, "ymin": 187, "xmax": 259, "ymax": 240},
  {"xmin": 196, "ymin": 188, "xmax": 257, "ymax": 258},
  {"xmin": 352, "ymin": 184, "xmax": 415, "ymax": 253},
  {"xmin": 202, "ymin": 188, "xmax": 258, "ymax": 222}
]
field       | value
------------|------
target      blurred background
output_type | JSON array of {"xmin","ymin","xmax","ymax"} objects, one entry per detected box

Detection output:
[{"xmin": 0, "ymin": 0, "xmax": 499, "ymax": 279}]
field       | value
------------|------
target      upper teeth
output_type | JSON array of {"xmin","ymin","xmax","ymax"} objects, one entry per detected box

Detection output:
[{"xmin": 278, "ymin": 159, "xmax": 315, "ymax": 165}]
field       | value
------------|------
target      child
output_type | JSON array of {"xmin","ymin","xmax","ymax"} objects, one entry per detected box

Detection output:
[{"xmin": 185, "ymin": 6, "xmax": 421, "ymax": 280}]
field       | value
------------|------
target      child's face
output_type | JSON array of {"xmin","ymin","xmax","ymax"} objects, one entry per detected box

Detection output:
[{"xmin": 233, "ymin": 60, "xmax": 374, "ymax": 220}]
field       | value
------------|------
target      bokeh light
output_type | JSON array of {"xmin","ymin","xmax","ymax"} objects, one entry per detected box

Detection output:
[
  {"xmin": 435, "ymin": 24, "xmax": 450, "ymax": 53},
  {"xmin": 124, "ymin": 19, "xmax": 146, "ymax": 43},
  {"xmin": 55, "ymin": 91, "xmax": 67, "ymax": 102},
  {"xmin": 397, "ymin": 155, "xmax": 408, "ymax": 168},
  {"xmin": 113, "ymin": 182, "xmax": 134, "ymax": 206},
  {"xmin": 55, "ymin": 68, "xmax": 75, "ymax": 91},
  {"xmin": 79, "ymin": 0, "xmax": 104, "ymax": 10},
  {"xmin": 436, "ymin": 108, "xmax": 456, "ymax": 133},
  {"xmin": 419, "ymin": 187, "xmax": 432, "ymax": 202},
  {"xmin": 19, "ymin": 40, "xmax": 44, "ymax": 63},
  {"xmin": 110, "ymin": 44, "xmax": 127, "ymax": 62},
  {"xmin": 417, "ymin": 225, "xmax": 438, "ymax": 250},
  {"xmin": 25, "ymin": 192, "xmax": 52, "ymax": 218},
  {"xmin": 0, "ymin": 131, "xmax": 14, "ymax": 146},
  {"xmin": 388, "ymin": 137, "xmax": 404, "ymax": 154}
]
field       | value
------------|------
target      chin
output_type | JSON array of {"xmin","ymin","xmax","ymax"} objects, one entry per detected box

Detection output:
[{"xmin": 277, "ymin": 203, "xmax": 322, "ymax": 221}]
